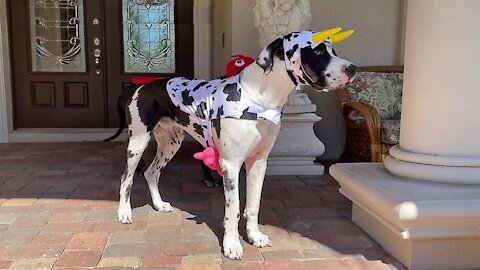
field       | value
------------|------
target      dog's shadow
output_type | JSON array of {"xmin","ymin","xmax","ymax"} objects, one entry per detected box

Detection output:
[
  {"xmin": 129, "ymin": 167, "xmax": 243, "ymax": 245},
  {"xmin": 126, "ymin": 142, "xmax": 393, "ymax": 263},
  {"xmin": 129, "ymin": 162, "xmax": 390, "ymax": 264}
]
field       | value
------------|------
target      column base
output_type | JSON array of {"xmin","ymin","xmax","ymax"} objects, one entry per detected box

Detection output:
[
  {"xmin": 268, "ymin": 112, "xmax": 325, "ymax": 176},
  {"xmin": 385, "ymin": 146, "xmax": 480, "ymax": 184},
  {"xmin": 266, "ymin": 157, "xmax": 324, "ymax": 175},
  {"xmin": 330, "ymin": 163, "xmax": 480, "ymax": 270}
]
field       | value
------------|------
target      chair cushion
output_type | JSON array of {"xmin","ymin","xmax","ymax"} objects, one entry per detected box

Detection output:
[
  {"xmin": 382, "ymin": 119, "xmax": 400, "ymax": 144},
  {"xmin": 347, "ymin": 72, "xmax": 403, "ymax": 121}
]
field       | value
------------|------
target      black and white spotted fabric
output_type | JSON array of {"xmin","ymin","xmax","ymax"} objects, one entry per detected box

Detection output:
[
  {"xmin": 167, "ymin": 75, "xmax": 281, "ymax": 124},
  {"xmin": 283, "ymin": 31, "xmax": 322, "ymax": 90},
  {"xmin": 167, "ymin": 75, "xmax": 281, "ymax": 146}
]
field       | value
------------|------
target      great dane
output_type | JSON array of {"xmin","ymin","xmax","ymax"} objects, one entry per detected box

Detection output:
[{"xmin": 117, "ymin": 29, "xmax": 356, "ymax": 259}]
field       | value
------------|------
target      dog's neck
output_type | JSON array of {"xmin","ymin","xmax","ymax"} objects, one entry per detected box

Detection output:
[{"xmin": 239, "ymin": 57, "xmax": 296, "ymax": 109}]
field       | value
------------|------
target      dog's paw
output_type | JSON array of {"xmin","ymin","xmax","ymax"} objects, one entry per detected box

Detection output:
[
  {"xmin": 118, "ymin": 206, "xmax": 132, "ymax": 224},
  {"xmin": 223, "ymin": 234, "xmax": 243, "ymax": 260},
  {"xmin": 153, "ymin": 201, "xmax": 173, "ymax": 212},
  {"xmin": 248, "ymin": 231, "xmax": 271, "ymax": 248}
]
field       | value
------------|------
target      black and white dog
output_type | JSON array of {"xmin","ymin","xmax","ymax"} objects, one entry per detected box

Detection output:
[{"xmin": 117, "ymin": 30, "xmax": 356, "ymax": 259}]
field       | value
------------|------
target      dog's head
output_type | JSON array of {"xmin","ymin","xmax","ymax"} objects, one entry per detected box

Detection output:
[{"xmin": 256, "ymin": 28, "xmax": 356, "ymax": 91}]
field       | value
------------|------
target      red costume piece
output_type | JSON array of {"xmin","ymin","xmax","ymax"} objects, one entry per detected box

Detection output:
[
  {"xmin": 226, "ymin": 55, "xmax": 255, "ymax": 78},
  {"xmin": 131, "ymin": 55, "xmax": 255, "ymax": 85},
  {"xmin": 131, "ymin": 76, "xmax": 164, "ymax": 85}
]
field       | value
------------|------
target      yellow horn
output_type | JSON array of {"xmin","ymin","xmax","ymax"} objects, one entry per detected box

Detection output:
[
  {"xmin": 330, "ymin": 30, "xmax": 355, "ymax": 44},
  {"xmin": 312, "ymin": 27, "xmax": 342, "ymax": 43}
]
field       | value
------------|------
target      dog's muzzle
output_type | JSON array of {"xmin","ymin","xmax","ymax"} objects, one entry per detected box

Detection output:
[{"xmin": 344, "ymin": 64, "xmax": 357, "ymax": 81}]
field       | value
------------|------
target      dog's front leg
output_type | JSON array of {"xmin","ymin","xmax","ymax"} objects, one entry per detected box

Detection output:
[
  {"xmin": 244, "ymin": 156, "xmax": 271, "ymax": 248},
  {"xmin": 221, "ymin": 160, "xmax": 243, "ymax": 260}
]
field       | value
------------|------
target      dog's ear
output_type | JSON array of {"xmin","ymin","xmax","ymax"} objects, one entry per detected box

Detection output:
[{"xmin": 256, "ymin": 38, "xmax": 284, "ymax": 74}]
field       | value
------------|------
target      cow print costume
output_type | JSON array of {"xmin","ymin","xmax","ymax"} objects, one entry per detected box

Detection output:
[
  {"xmin": 167, "ymin": 75, "xmax": 281, "ymax": 146},
  {"xmin": 166, "ymin": 31, "xmax": 322, "ymax": 147}
]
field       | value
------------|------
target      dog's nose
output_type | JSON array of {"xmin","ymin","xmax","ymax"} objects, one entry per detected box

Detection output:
[{"xmin": 344, "ymin": 64, "xmax": 357, "ymax": 77}]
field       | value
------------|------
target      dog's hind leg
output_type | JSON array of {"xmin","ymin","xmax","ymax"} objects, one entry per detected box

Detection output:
[
  {"xmin": 118, "ymin": 130, "xmax": 151, "ymax": 224},
  {"xmin": 118, "ymin": 89, "xmax": 152, "ymax": 224},
  {"xmin": 144, "ymin": 122, "xmax": 184, "ymax": 212},
  {"xmin": 244, "ymin": 155, "xmax": 271, "ymax": 248}
]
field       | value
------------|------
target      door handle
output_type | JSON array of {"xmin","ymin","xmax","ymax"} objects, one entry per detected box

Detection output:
[
  {"xmin": 93, "ymin": 19, "xmax": 101, "ymax": 75},
  {"xmin": 94, "ymin": 48, "xmax": 101, "ymax": 75}
]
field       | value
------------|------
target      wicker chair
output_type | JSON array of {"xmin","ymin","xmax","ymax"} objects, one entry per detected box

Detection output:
[{"xmin": 337, "ymin": 66, "xmax": 404, "ymax": 162}]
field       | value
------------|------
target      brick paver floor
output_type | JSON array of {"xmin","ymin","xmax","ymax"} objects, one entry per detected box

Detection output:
[{"xmin": 0, "ymin": 142, "xmax": 406, "ymax": 270}]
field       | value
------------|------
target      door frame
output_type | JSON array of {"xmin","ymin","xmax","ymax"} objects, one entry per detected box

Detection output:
[
  {"xmin": 0, "ymin": 0, "xmax": 11, "ymax": 142},
  {"xmin": 0, "ymin": 0, "xmax": 212, "ymax": 142}
]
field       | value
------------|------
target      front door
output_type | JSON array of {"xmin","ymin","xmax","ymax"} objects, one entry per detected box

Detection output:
[{"xmin": 8, "ymin": 0, "xmax": 193, "ymax": 128}]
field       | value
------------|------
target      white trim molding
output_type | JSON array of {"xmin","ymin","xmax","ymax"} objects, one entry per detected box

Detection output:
[
  {"xmin": 194, "ymin": 0, "xmax": 213, "ymax": 80},
  {"xmin": 0, "ymin": 0, "xmax": 11, "ymax": 142}
]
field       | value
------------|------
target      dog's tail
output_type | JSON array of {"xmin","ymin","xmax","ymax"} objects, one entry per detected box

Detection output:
[{"xmin": 103, "ymin": 98, "xmax": 127, "ymax": 142}]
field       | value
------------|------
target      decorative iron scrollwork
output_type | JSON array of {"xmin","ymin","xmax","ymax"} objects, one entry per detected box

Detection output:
[
  {"xmin": 36, "ymin": 37, "xmax": 81, "ymax": 65},
  {"xmin": 30, "ymin": 0, "xmax": 85, "ymax": 71},
  {"xmin": 123, "ymin": 0, "xmax": 175, "ymax": 73}
]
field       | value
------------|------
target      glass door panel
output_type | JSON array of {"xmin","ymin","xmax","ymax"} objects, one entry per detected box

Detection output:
[
  {"xmin": 29, "ymin": 0, "xmax": 86, "ymax": 72},
  {"xmin": 122, "ymin": 0, "xmax": 175, "ymax": 73}
]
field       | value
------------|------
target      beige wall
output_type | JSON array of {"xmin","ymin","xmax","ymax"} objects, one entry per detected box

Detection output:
[
  {"xmin": 231, "ymin": 0, "xmax": 259, "ymax": 60},
  {"xmin": 213, "ymin": 0, "xmax": 406, "ymax": 76},
  {"xmin": 308, "ymin": 0, "xmax": 406, "ymax": 66},
  {"xmin": 212, "ymin": 0, "xmax": 233, "ymax": 77}
]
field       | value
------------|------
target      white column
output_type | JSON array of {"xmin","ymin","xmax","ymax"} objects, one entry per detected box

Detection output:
[
  {"xmin": 194, "ymin": 0, "xmax": 213, "ymax": 80},
  {"xmin": 384, "ymin": 0, "xmax": 480, "ymax": 184},
  {"xmin": 330, "ymin": 1, "xmax": 480, "ymax": 269}
]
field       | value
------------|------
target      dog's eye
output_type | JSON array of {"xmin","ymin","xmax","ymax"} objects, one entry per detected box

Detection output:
[
  {"xmin": 235, "ymin": 59, "xmax": 245, "ymax": 67},
  {"xmin": 314, "ymin": 43, "xmax": 328, "ymax": 56}
]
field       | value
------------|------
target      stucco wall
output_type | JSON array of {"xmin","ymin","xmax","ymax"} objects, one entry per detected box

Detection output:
[
  {"xmin": 226, "ymin": 0, "xmax": 406, "ymax": 65},
  {"xmin": 213, "ymin": 0, "xmax": 406, "ymax": 73},
  {"xmin": 212, "ymin": 0, "xmax": 406, "ymax": 162},
  {"xmin": 212, "ymin": 0, "xmax": 233, "ymax": 78},
  {"xmin": 231, "ymin": 0, "xmax": 260, "ymax": 61}
]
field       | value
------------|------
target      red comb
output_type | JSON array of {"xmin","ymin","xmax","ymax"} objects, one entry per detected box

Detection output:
[
  {"xmin": 226, "ymin": 55, "xmax": 255, "ymax": 78},
  {"xmin": 131, "ymin": 76, "xmax": 165, "ymax": 85}
]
